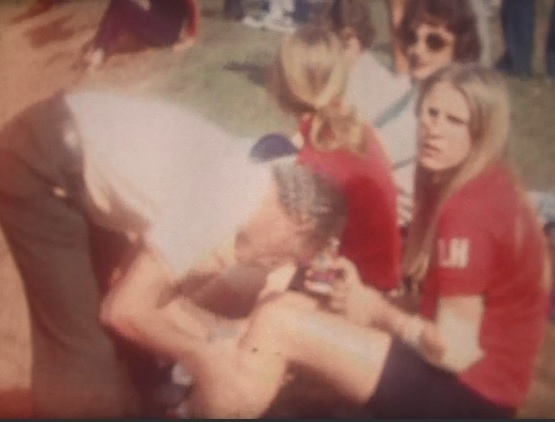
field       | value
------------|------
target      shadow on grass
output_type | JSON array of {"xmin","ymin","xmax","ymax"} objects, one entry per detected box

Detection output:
[{"xmin": 223, "ymin": 60, "xmax": 269, "ymax": 87}]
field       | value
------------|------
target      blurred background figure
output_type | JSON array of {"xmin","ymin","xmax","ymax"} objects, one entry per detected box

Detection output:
[
  {"xmin": 241, "ymin": 0, "xmax": 313, "ymax": 33},
  {"xmin": 388, "ymin": 0, "xmax": 497, "ymax": 72},
  {"xmin": 495, "ymin": 0, "xmax": 555, "ymax": 79},
  {"xmin": 242, "ymin": 0, "xmax": 295, "ymax": 33},
  {"xmin": 223, "ymin": 0, "xmax": 245, "ymax": 21},
  {"xmin": 496, "ymin": 0, "xmax": 536, "ymax": 77},
  {"xmin": 83, "ymin": 0, "xmax": 200, "ymax": 73},
  {"xmin": 546, "ymin": 3, "xmax": 555, "ymax": 79},
  {"xmin": 388, "ymin": 0, "xmax": 411, "ymax": 75},
  {"xmin": 469, "ymin": 0, "xmax": 500, "ymax": 67}
]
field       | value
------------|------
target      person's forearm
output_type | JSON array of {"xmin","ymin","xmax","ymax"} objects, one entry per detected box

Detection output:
[
  {"xmin": 366, "ymin": 291, "xmax": 483, "ymax": 372},
  {"xmin": 100, "ymin": 250, "xmax": 215, "ymax": 363},
  {"xmin": 362, "ymin": 289, "xmax": 446, "ymax": 365},
  {"xmin": 365, "ymin": 289, "xmax": 412, "ymax": 336}
]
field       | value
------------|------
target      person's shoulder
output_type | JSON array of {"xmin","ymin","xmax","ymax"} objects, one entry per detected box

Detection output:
[{"xmin": 441, "ymin": 165, "xmax": 518, "ymax": 227}]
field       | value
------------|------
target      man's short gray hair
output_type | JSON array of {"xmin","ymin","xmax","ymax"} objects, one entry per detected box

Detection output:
[{"xmin": 271, "ymin": 158, "xmax": 347, "ymax": 249}]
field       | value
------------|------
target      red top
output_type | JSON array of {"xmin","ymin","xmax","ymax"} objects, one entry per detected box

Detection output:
[
  {"xmin": 421, "ymin": 164, "xmax": 550, "ymax": 408},
  {"xmin": 297, "ymin": 118, "xmax": 401, "ymax": 291}
]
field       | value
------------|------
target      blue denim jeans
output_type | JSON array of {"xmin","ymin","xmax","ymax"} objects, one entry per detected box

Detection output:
[
  {"xmin": 497, "ymin": 0, "xmax": 536, "ymax": 76},
  {"xmin": 546, "ymin": 6, "xmax": 555, "ymax": 77}
]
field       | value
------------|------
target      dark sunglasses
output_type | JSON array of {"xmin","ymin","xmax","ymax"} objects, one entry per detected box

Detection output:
[{"xmin": 404, "ymin": 29, "xmax": 451, "ymax": 52}]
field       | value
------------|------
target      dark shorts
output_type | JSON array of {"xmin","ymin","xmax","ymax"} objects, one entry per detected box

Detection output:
[{"xmin": 365, "ymin": 339, "xmax": 516, "ymax": 419}]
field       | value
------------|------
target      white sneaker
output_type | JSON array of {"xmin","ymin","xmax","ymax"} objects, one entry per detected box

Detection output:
[
  {"xmin": 242, "ymin": 14, "xmax": 265, "ymax": 29},
  {"xmin": 263, "ymin": 15, "xmax": 296, "ymax": 34}
]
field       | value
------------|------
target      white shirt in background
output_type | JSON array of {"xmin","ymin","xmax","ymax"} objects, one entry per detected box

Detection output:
[
  {"xmin": 377, "ymin": 90, "xmax": 418, "ymax": 200},
  {"xmin": 346, "ymin": 51, "xmax": 411, "ymax": 124},
  {"xmin": 345, "ymin": 51, "xmax": 417, "ymax": 201}
]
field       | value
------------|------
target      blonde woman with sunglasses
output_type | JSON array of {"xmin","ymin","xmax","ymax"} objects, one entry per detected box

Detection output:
[{"xmin": 179, "ymin": 64, "xmax": 550, "ymax": 419}]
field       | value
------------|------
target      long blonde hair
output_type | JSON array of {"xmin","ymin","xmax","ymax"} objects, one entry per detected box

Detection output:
[
  {"xmin": 404, "ymin": 64, "xmax": 512, "ymax": 282},
  {"xmin": 269, "ymin": 25, "xmax": 365, "ymax": 155}
]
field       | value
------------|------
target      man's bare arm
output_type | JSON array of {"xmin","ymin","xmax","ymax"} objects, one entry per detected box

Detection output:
[{"xmin": 100, "ymin": 248, "xmax": 220, "ymax": 363}]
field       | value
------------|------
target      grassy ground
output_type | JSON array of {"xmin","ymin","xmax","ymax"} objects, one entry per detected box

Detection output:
[{"xmin": 0, "ymin": 0, "xmax": 554, "ymax": 418}]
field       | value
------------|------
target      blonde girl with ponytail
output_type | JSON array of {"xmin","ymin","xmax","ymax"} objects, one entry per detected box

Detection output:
[{"xmin": 268, "ymin": 24, "xmax": 402, "ymax": 292}]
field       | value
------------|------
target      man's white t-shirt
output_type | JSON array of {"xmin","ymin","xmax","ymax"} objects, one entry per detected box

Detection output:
[{"xmin": 65, "ymin": 91, "xmax": 272, "ymax": 279}]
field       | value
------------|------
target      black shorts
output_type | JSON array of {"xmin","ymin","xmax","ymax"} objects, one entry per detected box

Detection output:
[{"xmin": 365, "ymin": 339, "xmax": 516, "ymax": 418}]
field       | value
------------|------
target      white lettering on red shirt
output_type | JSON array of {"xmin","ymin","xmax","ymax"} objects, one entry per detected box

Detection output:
[{"xmin": 438, "ymin": 238, "xmax": 470, "ymax": 269}]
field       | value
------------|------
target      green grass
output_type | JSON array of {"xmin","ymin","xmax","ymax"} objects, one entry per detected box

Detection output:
[{"xmin": 507, "ymin": 77, "xmax": 555, "ymax": 190}]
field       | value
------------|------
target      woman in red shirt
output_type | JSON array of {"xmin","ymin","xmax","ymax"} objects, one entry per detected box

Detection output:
[{"xmin": 264, "ymin": 24, "xmax": 401, "ymax": 291}]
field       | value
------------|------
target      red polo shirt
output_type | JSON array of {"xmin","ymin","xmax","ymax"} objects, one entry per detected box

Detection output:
[{"xmin": 421, "ymin": 164, "xmax": 550, "ymax": 407}]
